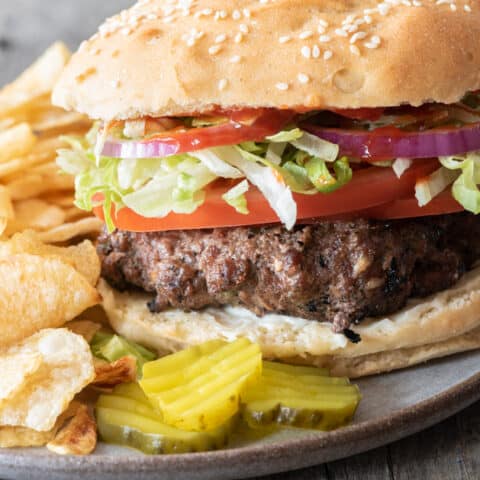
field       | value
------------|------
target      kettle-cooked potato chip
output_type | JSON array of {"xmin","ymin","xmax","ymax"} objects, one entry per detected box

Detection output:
[
  {"xmin": 46, "ymin": 403, "xmax": 97, "ymax": 456},
  {"xmin": 0, "ymin": 329, "xmax": 95, "ymax": 432},
  {"xmin": 0, "ymin": 254, "xmax": 100, "ymax": 349},
  {"xmin": 0, "ymin": 231, "xmax": 100, "ymax": 286},
  {"xmin": 0, "ymin": 400, "xmax": 82, "ymax": 448}
]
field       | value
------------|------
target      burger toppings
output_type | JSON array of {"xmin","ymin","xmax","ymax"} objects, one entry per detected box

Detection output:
[
  {"xmin": 57, "ymin": 95, "xmax": 480, "ymax": 234},
  {"xmin": 97, "ymin": 213, "xmax": 480, "ymax": 333}
]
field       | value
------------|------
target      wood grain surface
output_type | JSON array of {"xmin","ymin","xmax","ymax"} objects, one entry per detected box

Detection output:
[{"xmin": 0, "ymin": 1, "xmax": 479, "ymax": 479}]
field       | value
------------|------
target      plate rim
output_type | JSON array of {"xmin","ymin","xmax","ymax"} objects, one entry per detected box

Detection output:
[{"xmin": 1, "ymin": 358, "xmax": 480, "ymax": 478}]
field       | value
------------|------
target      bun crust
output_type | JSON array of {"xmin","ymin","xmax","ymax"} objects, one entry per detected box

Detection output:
[
  {"xmin": 98, "ymin": 265, "xmax": 480, "ymax": 378},
  {"xmin": 53, "ymin": 0, "xmax": 480, "ymax": 120}
]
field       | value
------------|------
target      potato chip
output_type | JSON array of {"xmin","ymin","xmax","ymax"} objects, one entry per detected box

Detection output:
[
  {"xmin": 63, "ymin": 206, "xmax": 89, "ymax": 222},
  {"xmin": 0, "ymin": 186, "xmax": 13, "ymax": 236},
  {"xmin": 0, "ymin": 352, "xmax": 42, "ymax": 407},
  {"xmin": 0, "ymin": 43, "xmax": 70, "ymax": 117},
  {"xmin": 92, "ymin": 357, "xmax": 137, "ymax": 389},
  {"xmin": 6, "ymin": 199, "xmax": 66, "ymax": 233},
  {"xmin": 0, "ymin": 400, "xmax": 81, "ymax": 448},
  {"xmin": 7, "ymin": 174, "xmax": 74, "ymax": 201},
  {"xmin": 41, "ymin": 193, "xmax": 75, "ymax": 208},
  {"xmin": 0, "ymin": 329, "xmax": 95, "ymax": 432},
  {"xmin": 67, "ymin": 320, "xmax": 102, "ymax": 343},
  {"xmin": 36, "ymin": 217, "xmax": 104, "ymax": 243},
  {"xmin": 47, "ymin": 403, "xmax": 97, "ymax": 456},
  {"xmin": 0, "ymin": 231, "xmax": 100, "ymax": 286},
  {"xmin": 0, "ymin": 425, "xmax": 57, "ymax": 448},
  {"xmin": 0, "ymin": 152, "xmax": 53, "ymax": 179},
  {"xmin": 0, "ymin": 254, "xmax": 100, "ymax": 348},
  {"xmin": 0, "ymin": 124, "xmax": 37, "ymax": 163}
]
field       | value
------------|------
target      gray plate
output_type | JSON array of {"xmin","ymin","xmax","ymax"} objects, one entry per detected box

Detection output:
[{"xmin": 1, "ymin": 350, "xmax": 480, "ymax": 480}]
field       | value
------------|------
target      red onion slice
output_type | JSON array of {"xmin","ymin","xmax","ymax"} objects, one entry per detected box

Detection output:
[
  {"xmin": 302, "ymin": 122, "xmax": 480, "ymax": 160},
  {"xmin": 102, "ymin": 139, "xmax": 180, "ymax": 159}
]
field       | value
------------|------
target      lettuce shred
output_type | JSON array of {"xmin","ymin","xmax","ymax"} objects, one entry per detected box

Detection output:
[
  {"xmin": 440, "ymin": 152, "xmax": 480, "ymax": 213},
  {"xmin": 57, "ymin": 126, "xmax": 353, "ymax": 231}
]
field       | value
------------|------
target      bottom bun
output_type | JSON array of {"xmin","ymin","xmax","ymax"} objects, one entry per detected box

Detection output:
[{"xmin": 98, "ymin": 266, "xmax": 480, "ymax": 378}]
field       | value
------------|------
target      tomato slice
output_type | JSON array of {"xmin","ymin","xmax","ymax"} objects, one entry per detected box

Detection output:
[
  {"xmin": 365, "ymin": 190, "xmax": 463, "ymax": 219},
  {"xmin": 93, "ymin": 160, "xmax": 441, "ymax": 232},
  {"xmin": 141, "ymin": 109, "xmax": 295, "ymax": 154}
]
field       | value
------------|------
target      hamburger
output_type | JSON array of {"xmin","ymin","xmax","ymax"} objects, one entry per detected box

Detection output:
[{"xmin": 53, "ymin": 0, "xmax": 480, "ymax": 377}]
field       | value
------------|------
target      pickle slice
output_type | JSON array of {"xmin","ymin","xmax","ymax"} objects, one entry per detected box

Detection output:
[
  {"xmin": 241, "ymin": 364, "xmax": 361, "ymax": 431},
  {"xmin": 95, "ymin": 383, "xmax": 234, "ymax": 454},
  {"xmin": 140, "ymin": 338, "xmax": 262, "ymax": 432}
]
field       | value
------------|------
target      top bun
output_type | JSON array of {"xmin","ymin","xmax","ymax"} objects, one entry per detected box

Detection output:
[{"xmin": 53, "ymin": 0, "xmax": 480, "ymax": 120}]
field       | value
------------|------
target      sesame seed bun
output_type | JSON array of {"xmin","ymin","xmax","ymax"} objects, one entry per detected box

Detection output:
[
  {"xmin": 98, "ymin": 265, "xmax": 480, "ymax": 378},
  {"xmin": 52, "ymin": 0, "xmax": 480, "ymax": 120}
]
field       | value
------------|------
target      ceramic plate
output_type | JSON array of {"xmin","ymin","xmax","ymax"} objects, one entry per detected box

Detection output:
[{"xmin": 1, "ymin": 350, "xmax": 480, "ymax": 480}]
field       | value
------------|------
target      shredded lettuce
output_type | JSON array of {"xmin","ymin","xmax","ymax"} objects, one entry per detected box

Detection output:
[
  {"xmin": 222, "ymin": 179, "xmax": 249, "ymax": 214},
  {"xmin": 57, "ymin": 125, "xmax": 353, "ymax": 231},
  {"xmin": 415, "ymin": 166, "xmax": 458, "ymax": 207},
  {"xmin": 232, "ymin": 147, "xmax": 297, "ymax": 229},
  {"xmin": 291, "ymin": 132, "xmax": 339, "ymax": 162},
  {"xmin": 392, "ymin": 158, "xmax": 412, "ymax": 178},
  {"xmin": 266, "ymin": 128, "xmax": 303, "ymax": 143},
  {"xmin": 305, "ymin": 157, "xmax": 353, "ymax": 193},
  {"xmin": 440, "ymin": 152, "xmax": 480, "ymax": 213},
  {"xmin": 189, "ymin": 147, "xmax": 243, "ymax": 178}
]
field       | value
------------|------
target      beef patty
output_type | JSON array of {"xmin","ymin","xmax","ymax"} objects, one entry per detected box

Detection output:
[{"xmin": 97, "ymin": 213, "xmax": 480, "ymax": 333}]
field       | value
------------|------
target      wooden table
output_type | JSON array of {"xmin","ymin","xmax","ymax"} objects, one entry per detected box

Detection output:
[{"xmin": 1, "ymin": 1, "xmax": 479, "ymax": 479}]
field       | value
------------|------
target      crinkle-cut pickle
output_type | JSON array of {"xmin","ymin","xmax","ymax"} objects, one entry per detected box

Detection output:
[
  {"xmin": 96, "ymin": 383, "xmax": 234, "ymax": 454},
  {"xmin": 140, "ymin": 338, "xmax": 262, "ymax": 432},
  {"xmin": 241, "ymin": 362, "xmax": 361, "ymax": 431}
]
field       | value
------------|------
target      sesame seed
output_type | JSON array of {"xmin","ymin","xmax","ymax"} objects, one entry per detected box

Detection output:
[
  {"xmin": 465, "ymin": 5, "xmax": 472, "ymax": 12},
  {"xmin": 299, "ymin": 30, "xmax": 314, "ymax": 39},
  {"xmin": 350, "ymin": 44, "xmax": 361, "ymax": 56},
  {"xmin": 234, "ymin": 33, "xmax": 243, "ymax": 43},
  {"xmin": 232, "ymin": 9, "xmax": 241, "ymax": 20},
  {"xmin": 279, "ymin": 35, "xmax": 291, "ymax": 43},
  {"xmin": 324, "ymin": 50, "xmax": 333, "ymax": 60},
  {"xmin": 208, "ymin": 45, "xmax": 222, "ymax": 55},
  {"xmin": 301, "ymin": 45, "xmax": 311, "ymax": 58},
  {"xmin": 276, "ymin": 82, "xmax": 289, "ymax": 91},
  {"xmin": 312, "ymin": 44, "xmax": 320, "ymax": 58},
  {"xmin": 412, "ymin": 0, "xmax": 422, "ymax": 6},
  {"xmin": 298, "ymin": 73, "xmax": 310, "ymax": 84},
  {"xmin": 230, "ymin": 55, "xmax": 241, "ymax": 63},
  {"xmin": 319, "ymin": 35, "xmax": 331, "ymax": 43},
  {"xmin": 239, "ymin": 24, "xmax": 249, "ymax": 33},
  {"xmin": 218, "ymin": 79, "xmax": 228, "ymax": 91},
  {"xmin": 318, "ymin": 19, "xmax": 329, "ymax": 28},
  {"xmin": 371, "ymin": 35, "xmax": 381, "ymax": 45},
  {"xmin": 243, "ymin": 8, "xmax": 251, "ymax": 18},
  {"xmin": 450, "ymin": 3, "xmax": 457, "ymax": 11},
  {"xmin": 350, "ymin": 31, "xmax": 367, "ymax": 43},
  {"xmin": 377, "ymin": 3, "xmax": 390, "ymax": 15},
  {"xmin": 335, "ymin": 28, "xmax": 348, "ymax": 37},
  {"xmin": 215, "ymin": 34, "xmax": 227, "ymax": 43}
]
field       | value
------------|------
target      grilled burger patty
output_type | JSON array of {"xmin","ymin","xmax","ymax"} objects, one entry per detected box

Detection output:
[{"xmin": 98, "ymin": 213, "xmax": 480, "ymax": 333}]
